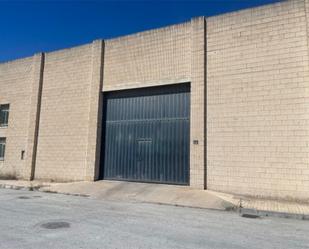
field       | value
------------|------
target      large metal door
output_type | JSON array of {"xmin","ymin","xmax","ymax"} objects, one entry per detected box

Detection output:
[{"xmin": 100, "ymin": 83, "xmax": 190, "ymax": 185}]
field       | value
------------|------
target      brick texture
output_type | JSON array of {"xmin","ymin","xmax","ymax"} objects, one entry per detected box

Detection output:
[
  {"xmin": 103, "ymin": 22, "xmax": 191, "ymax": 91},
  {"xmin": 85, "ymin": 40, "xmax": 104, "ymax": 181},
  {"xmin": 25, "ymin": 53, "xmax": 44, "ymax": 180},
  {"xmin": 34, "ymin": 45, "xmax": 94, "ymax": 181},
  {"xmin": 0, "ymin": 57, "xmax": 33, "ymax": 178},
  {"xmin": 190, "ymin": 17, "xmax": 206, "ymax": 188},
  {"xmin": 207, "ymin": 0, "xmax": 309, "ymax": 200}
]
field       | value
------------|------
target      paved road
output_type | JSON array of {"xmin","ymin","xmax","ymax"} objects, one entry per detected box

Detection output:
[{"xmin": 0, "ymin": 189, "xmax": 308, "ymax": 249}]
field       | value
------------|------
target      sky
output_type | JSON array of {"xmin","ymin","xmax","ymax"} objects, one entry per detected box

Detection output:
[{"xmin": 0, "ymin": 0, "xmax": 282, "ymax": 63}]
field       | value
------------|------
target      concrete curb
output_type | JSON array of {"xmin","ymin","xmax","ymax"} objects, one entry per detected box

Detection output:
[
  {"xmin": 239, "ymin": 208, "xmax": 309, "ymax": 221},
  {"xmin": 0, "ymin": 183, "xmax": 89, "ymax": 196},
  {"xmin": 0, "ymin": 184, "xmax": 34, "ymax": 191},
  {"xmin": 38, "ymin": 189, "xmax": 91, "ymax": 198},
  {"xmin": 0, "ymin": 183, "xmax": 47, "ymax": 191},
  {"xmin": 1, "ymin": 182, "xmax": 309, "ymax": 220}
]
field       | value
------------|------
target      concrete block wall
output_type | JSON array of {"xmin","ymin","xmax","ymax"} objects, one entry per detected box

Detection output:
[
  {"xmin": 25, "ymin": 53, "xmax": 44, "ymax": 180},
  {"xmin": 190, "ymin": 17, "xmax": 206, "ymax": 188},
  {"xmin": 34, "ymin": 44, "xmax": 94, "ymax": 181},
  {"xmin": 207, "ymin": 0, "xmax": 309, "ymax": 200},
  {"xmin": 85, "ymin": 40, "xmax": 104, "ymax": 181},
  {"xmin": 0, "ymin": 57, "xmax": 33, "ymax": 178},
  {"xmin": 103, "ymin": 22, "xmax": 192, "ymax": 91}
]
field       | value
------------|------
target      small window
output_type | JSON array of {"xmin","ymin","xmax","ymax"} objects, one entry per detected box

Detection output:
[
  {"xmin": 0, "ymin": 104, "xmax": 10, "ymax": 127},
  {"xmin": 0, "ymin": 138, "xmax": 6, "ymax": 160}
]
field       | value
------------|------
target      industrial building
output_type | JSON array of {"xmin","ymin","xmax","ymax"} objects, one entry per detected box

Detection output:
[{"xmin": 0, "ymin": 0, "xmax": 308, "ymax": 201}]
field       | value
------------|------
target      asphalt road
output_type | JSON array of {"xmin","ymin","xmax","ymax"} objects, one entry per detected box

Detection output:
[{"xmin": 0, "ymin": 188, "xmax": 308, "ymax": 249}]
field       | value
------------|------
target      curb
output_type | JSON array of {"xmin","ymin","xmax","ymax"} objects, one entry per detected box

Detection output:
[
  {"xmin": 1, "ymin": 183, "xmax": 309, "ymax": 220},
  {"xmin": 0, "ymin": 183, "xmax": 45, "ymax": 191},
  {"xmin": 240, "ymin": 208, "xmax": 309, "ymax": 221},
  {"xmin": 0, "ymin": 184, "xmax": 32, "ymax": 191}
]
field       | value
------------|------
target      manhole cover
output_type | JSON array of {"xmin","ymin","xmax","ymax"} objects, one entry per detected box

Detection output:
[{"xmin": 41, "ymin": 221, "xmax": 70, "ymax": 230}]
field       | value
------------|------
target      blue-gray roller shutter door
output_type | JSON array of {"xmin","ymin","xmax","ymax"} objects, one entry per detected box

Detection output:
[{"xmin": 101, "ymin": 83, "xmax": 190, "ymax": 185}]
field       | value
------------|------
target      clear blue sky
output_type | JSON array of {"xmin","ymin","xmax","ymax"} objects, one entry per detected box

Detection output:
[{"xmin": 0, "ymin": 0, "xmax": 281, "ymax": 63}]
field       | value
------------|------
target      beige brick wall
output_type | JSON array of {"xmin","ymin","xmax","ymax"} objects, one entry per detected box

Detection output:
[
  {"xmin": 85, "ymin": 40, "xmax": 104, "ymax": 181},
  {"xmin": 0, "ymin": 57, "xmax": 33, "ymax": 178},
  {"xmin": 103, "ymin": 22, "xmax": 191, "ymax": 91},
  {"xmin": 34, "ymin": 44, "xmax": 94, "ymax": 181},
  {"xmin": 207, "ymin": 0, "xmax": 309, "ymax": 200},
  {"xmin": 190, "ymin": 17, "xmax": 206, "ymax": 188},
  {"xmin": 25, "ymin": 53, "xmax": 44, "ymax": 180}
]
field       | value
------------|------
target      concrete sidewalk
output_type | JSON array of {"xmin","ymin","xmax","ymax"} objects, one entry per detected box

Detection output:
[
  {"xmin": 208, "ymin": 190, "xmax": 309, "ymax": 220},
  {"xmin": 0, "ymin": 180, "xmax": 309, "ymax": 219},
  {"xmin": 0, "ymin": 180, "xmax": 235, "ymax": 211},
  {"xmin": 40, "ymin": 180, "xmax": 235, "ymax": 211}
]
